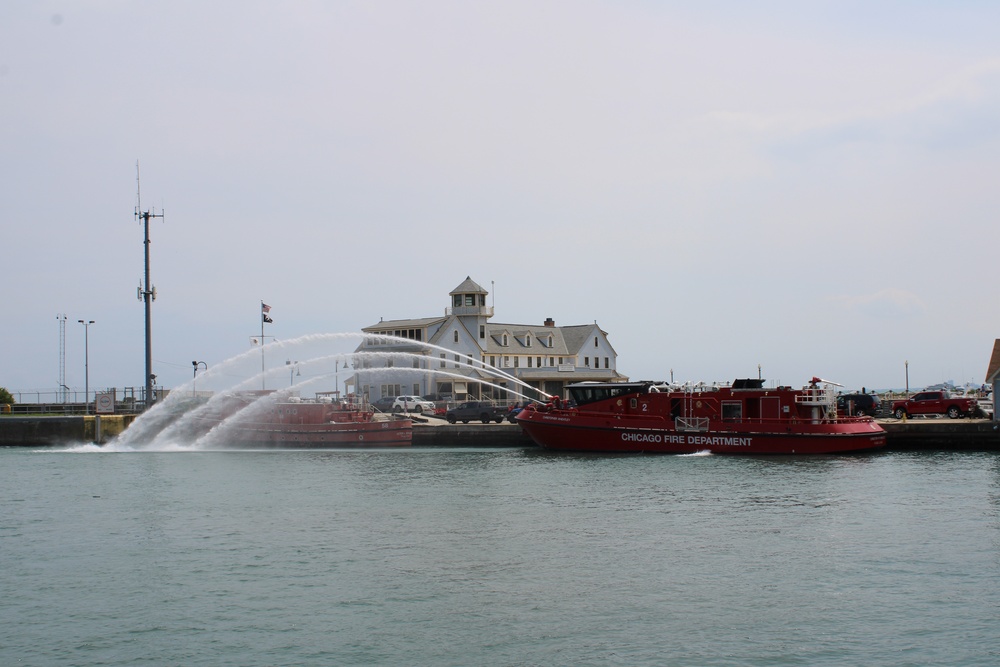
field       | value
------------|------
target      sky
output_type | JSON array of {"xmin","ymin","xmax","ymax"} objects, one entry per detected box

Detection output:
[{"xmin": 3, "ymin": 0, "xmax": 1000, "ymax": 397}]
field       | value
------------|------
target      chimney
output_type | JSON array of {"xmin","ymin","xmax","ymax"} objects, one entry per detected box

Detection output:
[{"xmin": 544, "ymin": 317, "xmax": 555, "ymax": 327}]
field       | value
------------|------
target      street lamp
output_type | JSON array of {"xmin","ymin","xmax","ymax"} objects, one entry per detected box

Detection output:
[
  {"xmin": 336, "ymin": 359, "xmax": 350, "ymax": 397},
  {"xmin": 78, "ymin": 320, "xmax": 94, "ymax": 414},
  {"xmin": 286, "ymin": 360, "xmax": 299, "ymax": 386},
  {"xmin": 192, "ymin": 360, "xmax": 207, "ymax": 396}
]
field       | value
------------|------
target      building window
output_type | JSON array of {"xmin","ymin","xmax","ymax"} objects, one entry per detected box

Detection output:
[
  {"xmin": 412, "ymin": 358, "xmax": 420, "ymax": 368},
  {"xmin": 605, "ymin": 357, "xmax": 610, "ymax": 368},
  {"xmin": 413, "ymin": 384, "xmax": 420, "ymax": 396},
  {"xmin": 528, "ymin": 357, "xmax": 533, "ymax": 367},
  {"xmin": 502, "ymin": 334, "xmax": 508, "ymax": 346},
  {"xmin": 584, "ymin": 357, "xmax": 590, "ymax": 367},
  {"xmin": 548, "ymin": 335, "xmax": 553, "ymax": 347},
  {"xmin": 490, "ymin": 356, "xmax": 496, "ymax": 367},
  {"xmin": 465, "ymin": 294, "xmax": 475, "ymax": 306},
  {"xmin": 504, "ymin": 356, "xmax": 510, "ymax": 367},
  {"xmin": 440, "ymin": 354, "xmax": 446, "ymax": 368},
  {"xmin": 454, "ymin": 330, "xmax": 459, "ymax": 343},
  {"xmin": 479, "ymin": 325, "xmax": 485, "ymax": 339},
  {"xmin": 479, "ymin": 295, "xmax": 486, "ymax": 306},
  {"xmin": 595, "ymin": 336, "xmax": 599, "ymax": 347},
  {"xmin": 454, "ymin": 354, "xmax": 460, "ymax": 367},
  {"xmin": 537, "ymin": 357, "xmax": 542, "ymax": 367},
  {"xmin": 453, "ymin": 295, "xmax": 462, "ymax": 308},
  {"xmin": 549, "ymin": 357, "xmax": 554, "ymax": 366},
  {"xmin": 526, "ymin": 334, "xmax": 531, "ymax": 347}
]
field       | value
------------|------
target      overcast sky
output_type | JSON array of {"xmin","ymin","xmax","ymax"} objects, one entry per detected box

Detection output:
[{"xmin": 3, "ymin": 1, "xmax": 999, "ymax": 397}]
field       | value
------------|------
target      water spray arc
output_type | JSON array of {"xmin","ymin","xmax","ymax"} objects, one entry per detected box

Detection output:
[{"xmin": 109, "ymin": 331, "xmax": 554, "ymax": 451}]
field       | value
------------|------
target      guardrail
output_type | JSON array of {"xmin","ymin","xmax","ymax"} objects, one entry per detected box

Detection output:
[{"xmin": 3, "ymin": 387, "xmax": 166, "ymax": 415}]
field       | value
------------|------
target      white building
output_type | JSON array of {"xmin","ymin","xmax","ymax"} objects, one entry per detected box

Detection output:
[
  {"xmin": 986, "ymin": 339, "xmax": 1000, "ymax": 422},
  {"xmin": 349, "ymin": 276, "xmax": 626, "ymax": 403}
]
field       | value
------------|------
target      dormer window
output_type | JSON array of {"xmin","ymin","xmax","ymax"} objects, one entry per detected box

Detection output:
[{"xmin": 547, "ymin": 335, "xmax": 553, "ymax": 347}]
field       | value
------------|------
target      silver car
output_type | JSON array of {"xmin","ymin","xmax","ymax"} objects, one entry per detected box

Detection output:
[{"xmin": 392, "ymin": 395, "xmax": 436, "ymax": 414}]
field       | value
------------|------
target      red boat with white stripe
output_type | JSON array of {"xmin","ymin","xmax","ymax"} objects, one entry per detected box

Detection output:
[{"xmin": 516, "ymin": 377, "xmax": 885, "ymax": 455}]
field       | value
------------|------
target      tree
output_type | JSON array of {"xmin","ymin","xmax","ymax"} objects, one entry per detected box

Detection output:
[{"xmin": 0, "ymin": 387, "xmax": 15, "ymax": 405}]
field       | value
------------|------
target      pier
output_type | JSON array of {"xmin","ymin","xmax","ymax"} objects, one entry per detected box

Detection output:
[{"xmin": 1, "ymin": 415, "xmax": 999, "ymax": 450}]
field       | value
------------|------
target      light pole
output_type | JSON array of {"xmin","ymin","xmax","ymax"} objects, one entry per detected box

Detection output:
[
  {"xmin": 905, "ymin": 360, "xmax": 909, "ymax": 395},
  {"xmin": 336, "ymin": 360, "xmax": 348, "ymax": 397},
  {"xmin": 78, "ymin": 320, "xmax": 94, "ymax": 414},
  {"xmin": 192, "ymin": 361, "xmax": 207, "ymax": 396},
  {"xmin": 286, "ymin": 360, "xmax": 299, "ymax": 386}
]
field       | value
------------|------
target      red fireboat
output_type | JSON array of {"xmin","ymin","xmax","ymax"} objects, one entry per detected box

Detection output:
[{"xmin": 516, "ymin": 377, "xmax": 886, "ymax": 455}]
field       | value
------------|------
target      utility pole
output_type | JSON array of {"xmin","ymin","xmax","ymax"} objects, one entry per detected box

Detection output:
[
  {"xmin": 78, "ymin": 320, "xmax": 95, "ymax": 414},
  {"xmin": 57, "ymin": 314, "xmax": 67, "ymax": 403},
  {"xmin": 135, "ymin": 161, "xmax": 163, "ymax": 409}
]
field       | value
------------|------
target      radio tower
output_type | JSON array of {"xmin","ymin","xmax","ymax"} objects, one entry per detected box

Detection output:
[
  {"xmin": 135, "ymin": 161, "xmax": 163, "ymax": 409},
  {"xmin": 56, "ymin": 314, "xmax": 67, "ymax": 403}
]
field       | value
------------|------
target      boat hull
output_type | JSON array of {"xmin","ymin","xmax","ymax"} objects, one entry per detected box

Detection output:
[
  {"xmin": 215, "ymin": 418, "xmax": 412, "ymax": 448},
  {"xmin": 517, "ymin": 412, "xmax": 885, "ymax": 455}
]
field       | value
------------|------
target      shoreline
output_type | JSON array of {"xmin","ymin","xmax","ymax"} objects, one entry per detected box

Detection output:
[{"xmin": 1, "ymin": 415, "xmax": 998, "ymax": 450}]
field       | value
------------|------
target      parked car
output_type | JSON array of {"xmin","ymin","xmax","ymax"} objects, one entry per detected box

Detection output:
[
  {"xmin": 392, "ymin": 395, "xmax": 436, "ymax": 414},
  {"xmin": 371, "ymin": 396, "xmax": 397, "ymax": 412},
  {"xmin": 891, "ymin": 391, "xmax": 978, "ymax": 419},
  {"xmin": 507, "ymin": 406, "xmax": 524, "ymax": 423},
  {"xmin": 446, "ymin": 401, "xmax": 506, "ymax": 424},
  {"xmin": 836, "ymin": 393, "xmax": 881, "ymax": 417}
]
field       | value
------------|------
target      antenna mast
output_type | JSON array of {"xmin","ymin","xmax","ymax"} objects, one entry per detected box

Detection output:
[{"xmin": 135, "ymin": 161, "xmax": 164, "ymax": 409}]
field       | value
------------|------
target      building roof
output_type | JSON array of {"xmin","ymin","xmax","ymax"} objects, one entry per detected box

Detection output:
[
  {"xmin": 986, "ymin": 339, "xmax": 1000, "ymax": 383},
  {"xmin": 450, "ymin": 276, "xmax": 487, "ymax": 295},
  {"xmin": 362, "ymin": 316, "xmax": 446, "ymax": 332}
]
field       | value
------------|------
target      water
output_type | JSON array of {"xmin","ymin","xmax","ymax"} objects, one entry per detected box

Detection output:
[{"xmin": 2, "ymin": 446, "xmax": 999, "ymax": 666}]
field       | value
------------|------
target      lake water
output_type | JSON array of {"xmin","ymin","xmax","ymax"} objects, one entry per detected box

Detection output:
[{"xmin": 2, "ymin": 445, "xmax": 999, "ymax": 666}]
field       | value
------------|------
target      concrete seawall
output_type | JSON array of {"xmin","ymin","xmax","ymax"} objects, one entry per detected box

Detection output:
[
  {"xmin": 0, "ymin": 415, "xmax": 138, "ymax": 446},
  {"xmin": 1, "ymin": 416, "xmax": 998, "ymax": 450},
  {"xmin": 880, "ymin": 420, "xmax": 1000, "ymax": 450}
]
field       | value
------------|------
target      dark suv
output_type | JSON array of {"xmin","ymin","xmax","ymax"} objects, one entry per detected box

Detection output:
[{"xmin": 837, "ymin": 393, "xmax": 881, "ymax": 417}]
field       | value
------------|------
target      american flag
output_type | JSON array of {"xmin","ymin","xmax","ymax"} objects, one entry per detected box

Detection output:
[{"xmin": 262, "ymin": 303, "xmax": 271, "ymax": 313}]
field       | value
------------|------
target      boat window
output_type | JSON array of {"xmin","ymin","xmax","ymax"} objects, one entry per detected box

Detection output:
[
  {"xmin": 722, "ymin": 401, "xmax": 742, "ymax": 421},
  {"xmin": 568, "ymin": 383, "xmax": 646, "ymax": 406}
]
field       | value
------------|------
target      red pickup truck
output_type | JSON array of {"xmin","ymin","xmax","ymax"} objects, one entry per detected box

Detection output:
[{"xmin": 891, "ymin": 391, "xmax": 978, "ymax": 419}]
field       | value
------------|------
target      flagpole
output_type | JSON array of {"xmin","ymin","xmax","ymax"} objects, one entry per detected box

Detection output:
[{"xmin": 261, "ymin": 301, "xmax": 266, "ymax": 390}]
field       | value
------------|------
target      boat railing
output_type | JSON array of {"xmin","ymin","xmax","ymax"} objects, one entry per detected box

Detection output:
[{"xmin": 795, "ymin": 386, "xmax": 835, "ymax": 407}]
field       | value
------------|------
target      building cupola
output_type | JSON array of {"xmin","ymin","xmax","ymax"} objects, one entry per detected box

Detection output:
[{"xmin": 449, "ymin": 276, "xmax": 493, "ymax": 318}]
